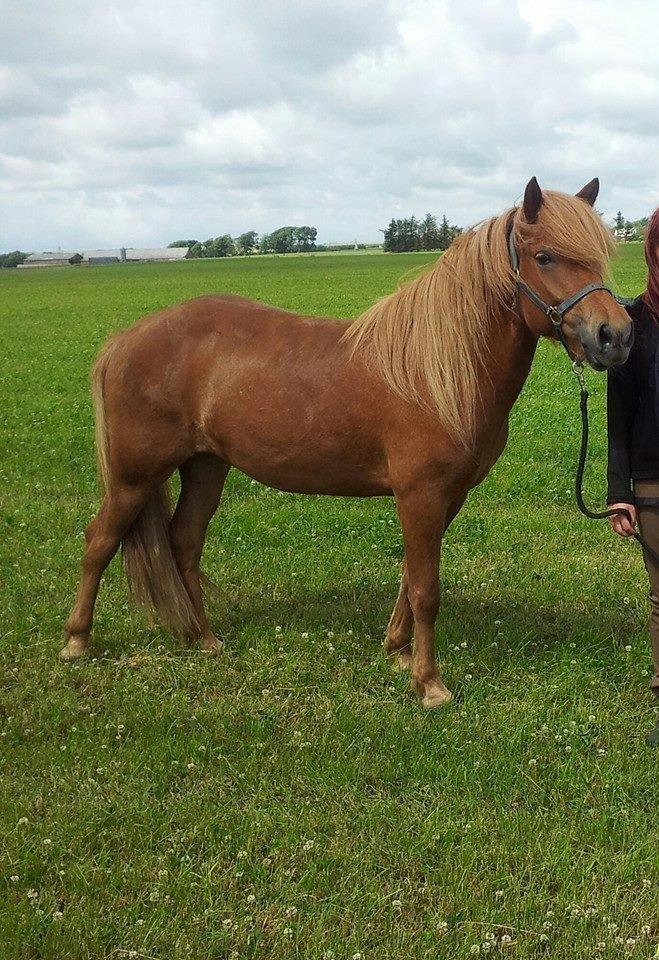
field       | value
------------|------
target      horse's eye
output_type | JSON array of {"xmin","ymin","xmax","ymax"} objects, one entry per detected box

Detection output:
[{"xmin": 535, "ymin": 251, "xmax": 553, "ymax": 266}]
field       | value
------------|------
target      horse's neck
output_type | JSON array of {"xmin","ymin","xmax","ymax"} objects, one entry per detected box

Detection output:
[{"xmin": 475, "ymin": 310, "xmax": 538, "ymax": 440}]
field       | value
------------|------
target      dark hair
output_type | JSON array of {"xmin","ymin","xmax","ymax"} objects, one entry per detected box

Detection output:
[{"xmin": 643, "ymin": 206, "xmax": 659, "ymax": 322}]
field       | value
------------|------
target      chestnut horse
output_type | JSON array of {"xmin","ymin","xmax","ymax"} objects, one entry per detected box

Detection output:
[{"xmin": 63, "ymin": 178, "xmax": 632, "ymax": 707}]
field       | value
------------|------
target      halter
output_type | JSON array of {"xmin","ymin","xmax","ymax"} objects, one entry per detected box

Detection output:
[{"xmin": 506, "ymin": 226, "xmax": 632, "ymax": 358}]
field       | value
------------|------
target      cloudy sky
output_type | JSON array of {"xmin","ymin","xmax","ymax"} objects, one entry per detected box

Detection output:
[{"xmin": 1, "ymin": 0, "xmax": 658, "ymax": 251}]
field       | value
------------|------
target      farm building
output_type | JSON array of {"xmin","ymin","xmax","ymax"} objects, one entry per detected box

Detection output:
[
  {"xmin": 84, "ymin": 247, "xmax": 191, "ymax": 263},
  {"xmin": 124, "ymin": 247, "xmax": 190, "ymax": 262},
  {"xmin": 20, "ymin": 247, "xmax": 191, "ymax": 268},
  {"xmin": 19, "ymin": 251, "xmax": 81, "ymax": 268},
  {"xmin": 82, "ymin": 249, "xmax": 120, "ymax": 265}
]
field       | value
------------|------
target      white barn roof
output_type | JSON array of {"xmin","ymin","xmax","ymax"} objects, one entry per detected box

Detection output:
[
  {"xmin": 82, "ymin": 249, "xmax": 120, "ymax": 261},
  {"xmin": 125, "ymin": 247, "xmax": 189, "ymax": 261},
  {"xmin": 25, "ymin": 251, "xmax": 79, "ymax": 262}
]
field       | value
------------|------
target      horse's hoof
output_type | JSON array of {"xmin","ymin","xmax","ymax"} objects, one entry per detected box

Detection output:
[
  {"xmin": 200, "ymin": 634, "xmax": 222, "ymax": 655},
  {"xmin": 390, "ymin": 650, "xmax": 412, "ymax": 672},
  {"xmin": 59, "ymin": 636, "xmax": 88, "ymax": 661},
  {"xmin": 421, "ymin": 683, "xmax": 453, "ymax": 709}
]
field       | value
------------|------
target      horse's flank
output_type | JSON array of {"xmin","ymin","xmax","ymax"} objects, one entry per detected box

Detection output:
[{"xmin": 344, "ymin": 191, "xmax": 614, "ymax": 449}]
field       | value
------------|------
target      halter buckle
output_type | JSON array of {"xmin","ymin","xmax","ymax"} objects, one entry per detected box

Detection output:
[
  {"xmin": 571, "ymin": 360, "xmax": 587, "ymax": 392},
  {"xmin": 547, "ymin": 306, "xmax": 563, "ymax": 329}
]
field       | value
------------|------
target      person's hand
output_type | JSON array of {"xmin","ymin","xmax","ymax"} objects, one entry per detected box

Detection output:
[{"xmin": 609, "ymin": 502, "xmax": 637, "ymax": 537}]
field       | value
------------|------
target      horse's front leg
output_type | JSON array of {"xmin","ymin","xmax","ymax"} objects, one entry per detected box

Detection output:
[{"xmin": 395, "ymin": 486, "xmax": 452, "ymax": 708}]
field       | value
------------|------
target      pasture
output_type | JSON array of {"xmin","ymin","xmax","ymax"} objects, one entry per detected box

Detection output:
[{"xmin": 1, "ymin": 245, "xmax": 657, "ymax": 959}]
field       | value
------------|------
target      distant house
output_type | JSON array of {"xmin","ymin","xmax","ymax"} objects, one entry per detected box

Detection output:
[{"xmin": 19, "ymin": 251, "xmax": 81, "ymax": 268}]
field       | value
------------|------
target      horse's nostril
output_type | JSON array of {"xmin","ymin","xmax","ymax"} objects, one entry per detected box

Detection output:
[{"xmin": 598, "ymin": 322, "xmax": 614, "ymax": 348}]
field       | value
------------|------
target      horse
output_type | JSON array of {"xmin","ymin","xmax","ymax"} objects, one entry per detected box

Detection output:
[{"xmin": 62, "ymin": 177, "xmax": 633, "ymax": 707}]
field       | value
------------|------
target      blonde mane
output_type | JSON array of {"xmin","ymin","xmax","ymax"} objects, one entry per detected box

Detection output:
[{"xmin": 344, "ymin": 191, "xmax": 614, "ymax": 448}]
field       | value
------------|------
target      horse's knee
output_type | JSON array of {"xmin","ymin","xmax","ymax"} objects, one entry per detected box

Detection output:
[{"xmin": 408, "ymin": 583, "xmax": 440, "ymax": 622}]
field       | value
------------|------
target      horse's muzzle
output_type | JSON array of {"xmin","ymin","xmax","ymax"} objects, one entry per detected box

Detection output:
[{"xmin": 580, "ymin": 317, "xmax": 633, "ymax": 370}]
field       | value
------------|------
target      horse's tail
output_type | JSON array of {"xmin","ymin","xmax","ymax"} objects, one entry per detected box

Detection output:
[{"xmin": 90, "ymin": 338, "xmax": 199, "ymax": 637}]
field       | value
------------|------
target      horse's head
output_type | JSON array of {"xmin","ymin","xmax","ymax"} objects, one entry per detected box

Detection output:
[{"xmin": 513, "ymin": 177, "xmax": 633, "ymax": 370}]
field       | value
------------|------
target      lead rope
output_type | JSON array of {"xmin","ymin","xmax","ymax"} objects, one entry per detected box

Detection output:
[{"xmin": 571, "ymin": 361, "xmax": 659, "ymax": 566}]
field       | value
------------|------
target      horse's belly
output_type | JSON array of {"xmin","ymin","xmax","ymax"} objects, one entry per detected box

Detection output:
[{"xmin": 202, "ymin": 412, "xmax": 392, "ymax": 497}]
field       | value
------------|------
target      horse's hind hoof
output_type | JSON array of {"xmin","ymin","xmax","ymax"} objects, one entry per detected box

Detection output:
[
  {"xmin": 59, "ymin": 636, "xmax": 89, "ymax": 661},
  {"xmin": 390, "ymin": 650, "xmax": 412, "ymax": 672},
  {"xmin": 421, "ymin": 682, "xmax": 453, "ymax": 709}
]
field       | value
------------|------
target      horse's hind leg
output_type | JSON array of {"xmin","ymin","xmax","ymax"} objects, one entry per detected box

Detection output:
[
  {"xmin": 61, "ymin": 482, "xmax": 151, "ymax": 659},
  {"xmin": 384, "ymin": 560, "xmax": 413, "ymax": 670},
  {"xmin": 169, "ymin": 453, "xmax": 230, "ymax": 653}
]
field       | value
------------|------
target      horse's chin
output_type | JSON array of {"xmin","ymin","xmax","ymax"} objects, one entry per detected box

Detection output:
[{"xmin": 585, "ymin": 354, "xmax": 607, "ymax": 372}]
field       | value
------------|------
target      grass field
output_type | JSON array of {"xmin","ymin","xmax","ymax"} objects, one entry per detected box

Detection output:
[{"xmin": 1, "ymin": 244, "xmax": 657, "ymax": 960}]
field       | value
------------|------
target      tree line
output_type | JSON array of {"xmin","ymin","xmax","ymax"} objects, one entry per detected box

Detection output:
[
  {"xmin": 169, "ymin": 225, "xmax": 319, "ymax": 258},
  {"xmin": 382, "ymin": 214, "xmax": 462, "ymax": 253}
]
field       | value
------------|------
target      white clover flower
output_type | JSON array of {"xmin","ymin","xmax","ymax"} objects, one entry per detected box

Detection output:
[
  {"xmin": 18, "ymin": 817, "xmax": 28, "ymax": 826},
  {"xmin": 500, "ymin": 934, "xmax": 512, "ymax": 944},
  {"xmin": 27, "ymin": 889, "xmax": 38, "ymax": 900},
  {"xmin": 53, "ymin": 910, "xmax": 63, "ymax": 920},
  {"xmin": 283, "ymin": 927, "xmax": 293, "ymax": 937},
  {"xmin": 302, "ymin": 839, "xmax": 314, "ymax": 851},
  {"xmin": 285, "ymin": 906, "xmax": 298, "ymax": 918},
  {"xmin": 222, "ymin": 918, "xmax": 233, "ymax": 929}
]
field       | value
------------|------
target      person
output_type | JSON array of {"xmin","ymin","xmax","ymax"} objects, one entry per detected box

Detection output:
[{"xmin": 607, "ymin": 206, "xmax": 659, "ymax": 746}]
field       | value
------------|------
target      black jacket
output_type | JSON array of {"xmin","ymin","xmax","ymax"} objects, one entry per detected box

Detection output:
[{"xmin": 607, "ymin": 295, "xmax": 659, "ymax": 504}]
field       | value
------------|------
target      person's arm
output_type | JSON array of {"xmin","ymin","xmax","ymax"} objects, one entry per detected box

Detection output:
[{"xmin": 607, "ymin": 353, "xmax": 638, "ymax": 535}]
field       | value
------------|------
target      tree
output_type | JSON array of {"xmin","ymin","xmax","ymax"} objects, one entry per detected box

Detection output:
[
  {"xmin": 437, "ymin": 214, "xmax": 452, "ymax": 250},
  {"xmin": 268, "ymin": 227, "xmax": 296, "ymax": 253},
  {"xmin": 188, "ymin": 242, "xmax": 203, "ymax": 258},
  {"xmin": 235, "ymin": 231, "xmax": 259, "ymax": 256},
  {"xmin": 168, "ymin": 240, "xmax": 197, "ymax": 248},
  {"xmin": 0, "ymin": 250, "xmax": 28, "ymax": 268},
  {"xmin": 294, "ymin": 226, "xmax": 317, "ymax": 252},
  {"xmin": 200, "ymin": 235, "xmax": 235, "ymax": 257},
  {"xmin": 613, "ymin": 211, "xmax": 626, "ymax": 235},
  {"xmin": 419, "ymin": 214, "xmax": 440, "ymax": 251}
]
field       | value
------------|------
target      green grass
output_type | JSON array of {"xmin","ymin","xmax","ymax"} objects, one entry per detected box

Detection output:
[{"xmin": 1, "ymin": 245, "xmax": 657, "ymax": 960}]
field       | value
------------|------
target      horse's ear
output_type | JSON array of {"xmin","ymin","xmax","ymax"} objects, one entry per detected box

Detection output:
[
  {"xmin": 523, "ymin": 176, "xmax": 543, "ymax": 223},
  {"xmin": 575, "ymin": 177, "xmax": 599, "ymax": 206}
]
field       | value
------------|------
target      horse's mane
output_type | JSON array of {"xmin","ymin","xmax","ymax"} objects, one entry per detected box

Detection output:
[{"xmin": 344, "ymin": 191, "xmax": 614, "ymax": 449}]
